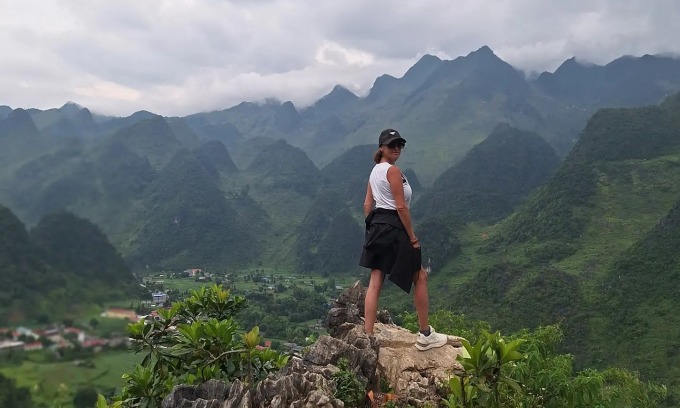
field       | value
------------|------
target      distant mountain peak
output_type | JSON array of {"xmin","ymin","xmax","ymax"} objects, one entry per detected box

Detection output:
[
  {"xmin": 462, "ymin": 45, "xmax": 511, "ymax": 70},
  {"xmin": 409, "ymin": 54, "xmax": 443, "ymax": 71},
  {"xmin": 131, "ymin": 109, "xmax": 159, "ymax": 118},
  {"xmin": 402, "ymin": 54, "xmax": 443, "ymax": 85},
  {"xmin": 312, "ymin": 85, "xmax": 358, "ymax": 112},
  {"xmin": 61, "ymin": 101, "xmax": 83, "ymax": 110},
  {"xmin": 463, "ymin": 45, "xmax": 500, "ymax": 61},
  {"xmin": 281, "ymin": 100, "xmax": 297, "ymax": 110},
  {"xmin": 473, "ymin": 45, "xmax": 494, "ymax": 55},
  {"xmin": 328, "ymin": 85, "xmax": 357, "ymax": 98},
  {"xmin": 367, "ymin": 74, "xmax": 399, "ymax": 99},
  {"xmin": 374, "ymin": 73, "xmax": 398, "ymax": 83}
]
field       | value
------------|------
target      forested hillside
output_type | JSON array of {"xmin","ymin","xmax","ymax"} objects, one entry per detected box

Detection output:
[
  {"xmin": 0, "ymin": 206, "xmax": 135, "ymax": 324},
  {"xmin": 422, "ymin": 92, "xmax": 680, "ymax": 400}
]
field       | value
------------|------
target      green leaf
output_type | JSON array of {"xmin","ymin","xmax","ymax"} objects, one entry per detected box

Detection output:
[
  {"xmin": 499, "ymin": 376, "xmax": 523, "ymax": 393},
  {"xmin": 96, "ymin": 394, "xmax": 109, "ymax": 408}
]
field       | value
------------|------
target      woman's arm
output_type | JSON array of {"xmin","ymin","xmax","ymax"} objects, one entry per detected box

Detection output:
[
  {"xmin": 386, "ymin": 166, "xmax": 419, "ymax": 247},
  {"xmin": 363, "ymin": 183, "xmax": 374, "ymax": 218}
]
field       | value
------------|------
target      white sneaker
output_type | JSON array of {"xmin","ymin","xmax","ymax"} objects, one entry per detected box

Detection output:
[{"xmin": 415, "ymin": 326, "xmax": 448, "ymax": 351}]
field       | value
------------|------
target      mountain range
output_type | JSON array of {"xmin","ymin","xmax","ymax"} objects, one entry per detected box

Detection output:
[{"xmin": 3, "ymin": 46, "xmax": 680, "ymax": 397}]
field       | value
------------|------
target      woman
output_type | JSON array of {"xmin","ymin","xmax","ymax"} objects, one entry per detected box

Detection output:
[{"xmin": 359, "ymin": 128, "xmax": 447, "ymax": 351}]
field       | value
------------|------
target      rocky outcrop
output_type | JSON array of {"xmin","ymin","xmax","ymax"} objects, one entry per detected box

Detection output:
[{"xmin": 161, "ymin": 281, "xmax": 465, "ymax": 408}]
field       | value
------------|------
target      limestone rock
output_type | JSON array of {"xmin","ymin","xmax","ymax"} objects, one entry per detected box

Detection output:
[
  {"xmin": 161, "ymin": 281, "xmax": 466, "ymax": 408},
  {"xmin": 325, "ymin": 281, "xmax": 466, "ymax": 404},
  {"xmin": 373, "ymin": 322, "xmax": 465, "ymax": 399}
]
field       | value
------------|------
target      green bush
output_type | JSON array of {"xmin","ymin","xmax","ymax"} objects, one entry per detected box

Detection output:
[
  {"xmin": 442, "ymin": 323, "xmax": 668, "ymax": 407},
  {"xmin": 100, "ymin": 284, "xmax": 289, "ymax": 407},
  {"xmin": 332, "ymin": 358, "xmax": 366, "ymax": 408}
]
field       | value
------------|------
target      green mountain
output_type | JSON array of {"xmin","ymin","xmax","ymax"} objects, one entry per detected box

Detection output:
[
  {"xmin": 595, "ymin": 196, "xmax": 680, "ymax": 389},
  {"xmin": 1, "ymin": 49, "xmax": 679, "ymax": 280},
  {"xmin": 183, "ymin": 48, "xmax": 680, "ymax": 184},
  {"xmin": 0, "ymin": 108, "xmax": 42, "ymax": 167},
  {"xmin": 28, "ymin": 102, "xmax": 99, "ymax": 140},
  {"xmin": 491, "ymin": 92, "xmax": 680, "ymax": 261},
  {"xmin": 8, "ymin": 144, "xmax": 100, "ymax": 225},
  {"xmin": 192, "ymin": 140, "xmax": 239, "ymax": 176},
  {"xmin": 165, "ymin": 117, "xmax": 203, "ymax": 148},
  {"xmin": 320, "ymin": 144, "xmax": 376, "ymax": 208},
  {"xmin": 426, "ymin": 92, "xmax": 680, "ymax": 397},
  {"xmin": 304, "ymin": 85, "xmax": 359, "ymax": 118},
  {"xmin": 296, "ymin": 190, "xmax": 364, "ymax": 275},
  {"xmin": 412, "ymin": 123, "xmax": 560, "ymax": 224},
  {"xmin": 7, "ymin": 139, "xmax": 154, "ymax": 243},
  {"xmin": 126, "ymin": 149, "xmax": 259, "ymax": 269},
  {"xmin": 536, "ymin": 54, "xmax": 680, "ymax": 108},
  {"xmin": 106, "ymin": 115, "xmax": 182, "ymax": 169},
  {"xmin": 30, "ymin": 212, "xmax": 132, "ymax": 285},
  {"xmin": 0, "ymin": 105, "xmax": 11, "ymax": 119},
  {"xmin": 245, "ymin": 139, "xmax": 322, "ymax": 197},
  {"xmin": 0, "ymin": 205, "xmax": 134, "ymax": 324},
  {"xmin": 0, "ymin": 205, "xmax": 55, "ymax": 323}
]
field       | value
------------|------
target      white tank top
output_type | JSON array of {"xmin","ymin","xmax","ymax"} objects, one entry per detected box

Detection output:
[{"xmin": 369, "ymin": 162, "xmax": 412, "ymax": 210}]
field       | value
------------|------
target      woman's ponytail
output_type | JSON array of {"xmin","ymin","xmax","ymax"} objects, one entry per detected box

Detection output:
[{"xmin": 373, "ymin": 149, "xmax": 383, "ymax": 164}]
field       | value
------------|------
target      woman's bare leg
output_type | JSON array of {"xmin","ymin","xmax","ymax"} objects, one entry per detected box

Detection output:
[
  {"xmin": 364, "ymin": 269, "xmax": 384, "ymax": 335},
  {"xmin": 413, "ymin": 268, "xmax": 429, "ymax": 331}
]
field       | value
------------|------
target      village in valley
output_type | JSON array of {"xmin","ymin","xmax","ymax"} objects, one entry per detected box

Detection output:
[
  {"xmin": 0, "ymin": 263, "xmax": 361, "ymax": 408},
  {"xmin": 0, "ymin": 266, "xmax": 355, "ymax": 361}
]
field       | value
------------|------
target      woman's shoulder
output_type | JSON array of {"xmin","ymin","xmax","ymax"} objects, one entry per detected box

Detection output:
[{"xmin": 385, "ymin": 163, "xmax": 400, "ymax": 172}]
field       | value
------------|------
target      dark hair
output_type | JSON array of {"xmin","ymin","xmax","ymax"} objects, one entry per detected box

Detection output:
[{"xmin": 373, "ymin": 148, "xmax": 383, "ymax": 164}]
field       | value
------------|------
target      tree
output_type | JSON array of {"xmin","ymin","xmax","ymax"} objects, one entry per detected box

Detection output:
[
  {"xmin": 0, "ymin": 372, "xmax": 34, "ymax": 408},
  {"xmin": 73, "ymin": 387, "xmax": 99, "ymax": 408},
  {"xmin": 105, "ymin": 284, "xmax": 289, "ymax": 407}
]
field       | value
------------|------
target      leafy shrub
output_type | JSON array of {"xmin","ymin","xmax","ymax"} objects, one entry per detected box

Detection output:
[
  {"xmin": 100, "ymin": 284, "xmax": 289, "ymax": 407},
  {"xmin": 443, "ymin": 323, "xmax": 668, "ymax": 407},
  {"xmin": 332, "ymin": 357, "xmax": 366, "ymax": 408}
]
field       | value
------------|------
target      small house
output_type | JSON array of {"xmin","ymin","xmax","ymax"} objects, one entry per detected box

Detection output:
[{"xmin": 151, "ymin": 291, "xmax": 169, "ymax": 304}]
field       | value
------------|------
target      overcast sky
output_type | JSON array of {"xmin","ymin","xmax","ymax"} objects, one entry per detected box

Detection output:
[{"xmin": 1, "ymin": 0, "xmax": 679, "ymax": 117}]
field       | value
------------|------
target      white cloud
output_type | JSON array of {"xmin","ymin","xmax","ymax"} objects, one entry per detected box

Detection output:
[
  {"xmin": 0, "ymin": 0, "xmax": 679, "ymax": 116},
  {"xmin": 315, "ymin": 42, "xmax": 374, "ymax": 67},
  {"xmin": 73, "ymin": 80, "xmax": 141, "ymax": 102}
]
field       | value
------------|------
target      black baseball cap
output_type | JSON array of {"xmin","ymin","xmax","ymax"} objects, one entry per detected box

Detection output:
[{"xmin": 379, "ymin": 128, "xmax": 406, "ymax": 146}]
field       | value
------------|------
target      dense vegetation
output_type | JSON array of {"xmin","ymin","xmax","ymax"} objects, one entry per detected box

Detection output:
[
  {"xmin": 0, "ymin": 205, "xmax": 135, "ymax": 324},
  {"xmin": 0, "ymin": 372, "xmax": 34, "ymax": 408},
  {"xmin": 103, "ymin": 296, "xmax": 670, "ymax": 408},
  {"xmin": 423, "ymin": 93, "xmax": 680, "ymax": 403},
  {"xmin": 296, "ymin": 190, "xmax": 364, "ymax": 275},
  {"xmin": 412, "ymin": 123, "xmax": 560, "ymax": 224},
  {"xmin": 127, "ymin": 149, "xmax": 259, "ymax": 269},
  {"xmin": 104, "ymin": 285, "xmax": 289, "ymax": 408}
]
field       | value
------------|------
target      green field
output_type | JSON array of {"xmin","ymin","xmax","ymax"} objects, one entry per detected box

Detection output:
[{"xmin": 0, "ymin": 350, "xmax": 141, "ymax": 407}]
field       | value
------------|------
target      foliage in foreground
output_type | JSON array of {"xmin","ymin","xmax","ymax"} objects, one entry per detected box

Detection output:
[
  {"xmin": 332, "ymin": 357, "xmax": 366, "ymax": 408},
  {"xmin": 100, "ymin": 284, "xmax": 289, "ymax": 408},
  {"xmin": 404, "ymin": 311, "xmax": 668, "ymax": 407},
  {"xmin": 0, "ymin": 372, "xmax": 34, "ymax": 408}
]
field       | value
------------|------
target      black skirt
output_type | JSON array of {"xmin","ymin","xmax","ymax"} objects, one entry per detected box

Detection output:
[{"xmin": 359, "ymin": 209, "xmax": 422, "ymax": 293}]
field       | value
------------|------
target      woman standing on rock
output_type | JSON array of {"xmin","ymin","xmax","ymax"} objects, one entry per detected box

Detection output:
[{"xmin": 359, "ymin": 128, "xmax": 447, "ymax": 351}]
